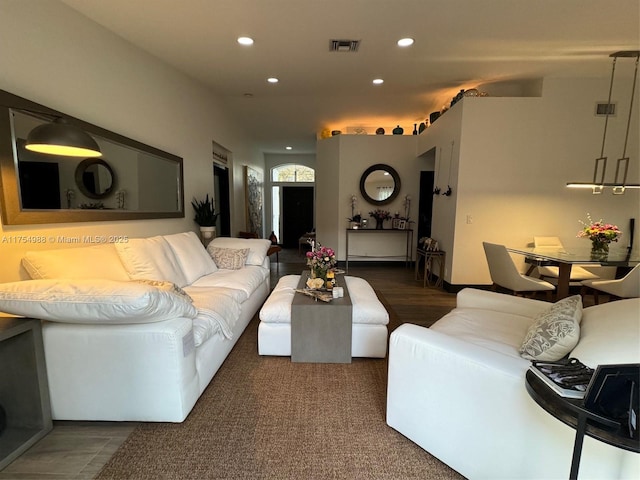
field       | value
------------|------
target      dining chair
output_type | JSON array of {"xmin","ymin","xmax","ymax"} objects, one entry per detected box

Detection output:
[
  {"xmin": 580, "ymin": 264, "xmax": 640, "ymax": 304},
  {"xmin": 483, "ymin": 242, "xmax": 555, "ymax": 299},
  {"xmin": 533, "ymin": 236, "xmax": 600, "ymax": 282}
]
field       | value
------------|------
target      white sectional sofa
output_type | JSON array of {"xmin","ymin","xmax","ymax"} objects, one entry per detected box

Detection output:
[
  {"xmin": 387, "ymin": 288, "xmax": 639, "ymax": 479},
  {"xmin": 0, "ymin": 232, "xmax": 271, "ymax": 422}
]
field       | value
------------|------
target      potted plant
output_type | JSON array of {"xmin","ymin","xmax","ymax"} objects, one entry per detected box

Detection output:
[{"xmin": 191, "ymin": 194, "xmax": 219, "ymax": 239}]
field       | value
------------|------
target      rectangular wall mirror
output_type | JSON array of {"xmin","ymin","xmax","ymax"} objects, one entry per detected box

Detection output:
[{"xmin": 0, "ymin": 89, "xmax": 184, "ymax": 225}]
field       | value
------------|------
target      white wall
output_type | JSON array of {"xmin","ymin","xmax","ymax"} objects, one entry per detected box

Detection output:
[
  {"xmin": 418, "ymin": 75, "xmax": 639, "ymax": 286},
  {"xmin": 316, "ymin": 134, "xmax": 423, "ymax": 262},
  {"xmin": 0, "ymin": 1, "xmax": 262, "ymax": 282}
]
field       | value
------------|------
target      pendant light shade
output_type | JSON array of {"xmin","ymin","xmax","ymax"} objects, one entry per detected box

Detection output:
[
  {"xmin": 25, "ymin": 117, "xmax": 102, "ymax": 158},
  {"xmin": 567, "ymin": 51, "xmax": 640, "ymax": 193}
]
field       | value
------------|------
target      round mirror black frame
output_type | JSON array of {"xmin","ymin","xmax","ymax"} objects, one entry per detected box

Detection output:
[
  {"xmin": 75, "ymin": 158, "xmax": 116, "ymax": 199},
  {"xmin": 359, "ymin": 163, "xmax": 401, "ymax": 206}
]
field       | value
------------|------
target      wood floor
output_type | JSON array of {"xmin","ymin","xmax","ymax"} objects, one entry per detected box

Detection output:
[{"xmin": 0, "ymin": 249, "xmax": 508, "ymax": 478}]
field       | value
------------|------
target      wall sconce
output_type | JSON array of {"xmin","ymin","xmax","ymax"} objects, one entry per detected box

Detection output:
[{"xmin": 567, "ymin": 51, "xmax": 640, "ymax": 194}]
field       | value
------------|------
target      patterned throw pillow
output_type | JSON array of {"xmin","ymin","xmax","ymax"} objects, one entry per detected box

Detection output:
[
  {"xmin": 519, "ymin": 295, "xmax": 583, "ymax": 361},
  {"xmin": 206, "ymin": 246, "xmax": 249, "ymax": 270}
]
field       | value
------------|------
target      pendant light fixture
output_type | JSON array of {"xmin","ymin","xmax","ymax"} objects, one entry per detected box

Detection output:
[
  {"xmin": 567, "ymin": 50, "xmax": 640, "ymax": 193},
  {"xmin": 25, "ymin": 117, "xmax": 102, "ymax": 158}
]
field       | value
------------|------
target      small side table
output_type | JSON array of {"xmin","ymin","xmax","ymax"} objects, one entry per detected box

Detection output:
[
  {"xmin": 0, "ymin": 317, "xmax": 52, "ymax": 470},
  {"xmin": 525, "ymin": 370, "xmax": 639, "ymax": 480},
  {"xmin": 415, "ymin": 249, "xmax": 445, "ymax": 288}
]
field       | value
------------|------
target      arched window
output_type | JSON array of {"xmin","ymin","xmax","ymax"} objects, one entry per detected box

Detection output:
[{"xmin": 272, "ymin": 164, "xmax": 315, "ymax": 182}]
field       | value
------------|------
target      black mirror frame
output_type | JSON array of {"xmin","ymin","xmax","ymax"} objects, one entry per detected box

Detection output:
[
  {"xmin": 359, "ymin": 163, "xmax": 401, "ymax": 206},
  {"xmin": 75, "ymin": 158, "xmax": 116, "ymax": 199},
  {"xmin": 0, "ymin": 89, "xmax": 184, "ymax": 225}
]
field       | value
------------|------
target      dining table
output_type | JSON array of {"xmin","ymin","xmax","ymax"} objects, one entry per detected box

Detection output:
[{"xmin": 507, "ymin": 245, "xmax": 639, "ymax": 299}]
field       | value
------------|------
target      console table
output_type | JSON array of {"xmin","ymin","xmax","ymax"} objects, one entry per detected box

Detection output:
[
  {"xmin": 0, "ymin": 317, "xmax": 52, "ymax": 470},
  {"xmin": 345, "ymin": 228, "xmax": 413, "ymax": 273},
  {"xmin": 525, "ymin": 370, "xmax": 639, "ymax": 480}
]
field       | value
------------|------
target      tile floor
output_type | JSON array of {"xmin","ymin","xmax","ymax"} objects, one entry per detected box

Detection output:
[{"xmin": 0, "ymin": 422, "xmax": 136, "ymax": 479}]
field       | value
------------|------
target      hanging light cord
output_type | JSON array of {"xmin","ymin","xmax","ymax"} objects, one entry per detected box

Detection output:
[
  {"xmin": 599, "ymin": 57, "xmax": 617, "ymax": 158},
  {"xmin": 620, "ymin": 55, "xmax": 639, "ymax": 159}
]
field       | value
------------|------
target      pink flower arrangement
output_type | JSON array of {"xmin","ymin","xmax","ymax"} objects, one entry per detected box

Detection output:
[
  {"xmin": 577, "ymin": 214, "xmax": 622, "ymax": 244},
  {"xmin": 306, "ymin": 244, "xmax": 337, "ymax": 272}
]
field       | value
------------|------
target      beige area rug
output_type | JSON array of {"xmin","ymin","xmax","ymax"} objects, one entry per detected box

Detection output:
[{"xmin": 96, "ymin": 300, "xmax": 463, "ymax": 480}]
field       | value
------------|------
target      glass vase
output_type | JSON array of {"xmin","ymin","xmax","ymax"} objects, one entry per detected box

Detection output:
[
  {"xmin": 590, "ymin": 239, "xmax": 610, "ymax": 260},
  {"xmin": 310, "ymin": 267, "xmax": 328, "ymax": 281}
]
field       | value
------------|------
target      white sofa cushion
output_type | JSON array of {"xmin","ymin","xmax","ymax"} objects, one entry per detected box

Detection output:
[
  {"xmin": 432, "ymin": 308, "xmax": 533, "ymax": 359},
  {"xmin": 163, "ymin": 231, "xmax": 218, "ymax": 283},
  {"xmin": 207, "ymin": 237, "xmax": 271, "ymax": 266},
  {"xmin": 191, "ymin": 266, "xmax": 268, "ymax": 302},
  {"xmin": 0, "ymin": 279, "xmax": 197, "ymax": 324},
  {"xmin": 519, "ymin": 295, "xmax": 582, "ymax": 361},
  {"xmin": 115, "ymin": 236, "xmax": 188, "ymax": 287},
  {"xmin": 572, "ymin": 298, "xmax": 640, "ymax": 367},
  {"xmin": 22, "ymin": 245, "xmax": 130, "ymax": 281},
  {"xmin": 206, "ymin": 246, "xmax": 249, "ymax": 270}
]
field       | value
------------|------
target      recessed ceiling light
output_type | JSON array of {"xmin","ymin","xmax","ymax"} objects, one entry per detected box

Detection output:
[
  {"xmin": 237, "ymin": 36, "xmax": 254, "ymax": 45},
  {"xmin": 285, "ymin": 146, "xmax": 292, "ymax": 150},
  {"xmin": 397, "ymin": 38, "xmax": 414, "ymax": 47},
  {"xmin": 373, "ymin": 78, "xmax": 384, "ymax": 85},
  {"xmin": 267, "ymin": 77, "xmax": 279, "ymax": 84}
]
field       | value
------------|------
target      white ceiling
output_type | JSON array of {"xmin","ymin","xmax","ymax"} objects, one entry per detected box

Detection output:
[{"xmin": 61, "ymin": 0, "xmax": 640, "ymax": 154}]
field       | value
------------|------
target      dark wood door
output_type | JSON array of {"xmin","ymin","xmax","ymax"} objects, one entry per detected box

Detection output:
[
  {"xmin": 213, "ymin": 164, "xmax": 231, "ymax": 237},
  {"xmin": 417, "ymin": 171, "xmax": 434, "ymax": 240},
  {"xmin": 282, "ymin": 186, "xmax": 314, "ymax": 248}
]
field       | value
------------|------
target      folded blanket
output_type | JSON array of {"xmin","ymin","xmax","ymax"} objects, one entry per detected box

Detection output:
[{"xmin": 183, "ymin": 286, "xmax": 242, "ymax": 345}]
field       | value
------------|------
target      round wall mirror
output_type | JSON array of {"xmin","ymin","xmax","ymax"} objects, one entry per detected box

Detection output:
[
  {"xmin": 75, "ymin": 158, "xmax": 116, "ymax": 199},
  {"xmin": 359, "ymin": 164, "xmax": 401, "ymax": 206}
]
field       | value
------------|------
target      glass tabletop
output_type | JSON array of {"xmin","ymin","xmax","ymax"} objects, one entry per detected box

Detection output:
[{"xmin": 507, "ymin": 245, "xmax": 639, "ymax": 266}]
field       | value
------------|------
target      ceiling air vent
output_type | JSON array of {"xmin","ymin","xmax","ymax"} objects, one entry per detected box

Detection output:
[
  {"xmin": 329, "ymin": 39, "xmax": 360, "ymax": 52},
  {"xmin": 595, "ymin": 102, "xmax": 616, "ymax": 116}
]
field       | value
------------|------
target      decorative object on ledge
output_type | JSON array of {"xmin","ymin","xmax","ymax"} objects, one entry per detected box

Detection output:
[
  {"xmin": 392, "ymin": 125, "xmax": 404, "ymax": 135},
  {"xmin": 347, "ymin": 194, "xmax": 361, "ymax": 228},
  {"xmin": 567, "ymin": 51, "xmax": 640, "ymax": 194},
  {"xmin": 577, "ymin": 213, "xmax": 622, "ymax": 256},
  {"xmin": 375, "ymin": 127, "xmax": 385, "ymax": 135},
  {"xmin": 418, "ymin": 121, "xmax": 426, "ymax": 133},
  {"xmin": 412, "ymin": 124, "xmax": 418, "ymax": 135}
]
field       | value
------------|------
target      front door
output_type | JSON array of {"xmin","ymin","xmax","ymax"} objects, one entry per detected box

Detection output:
[{"xmin": 281, "ymin": 186, "xmax": 314, "ymax": 248}]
